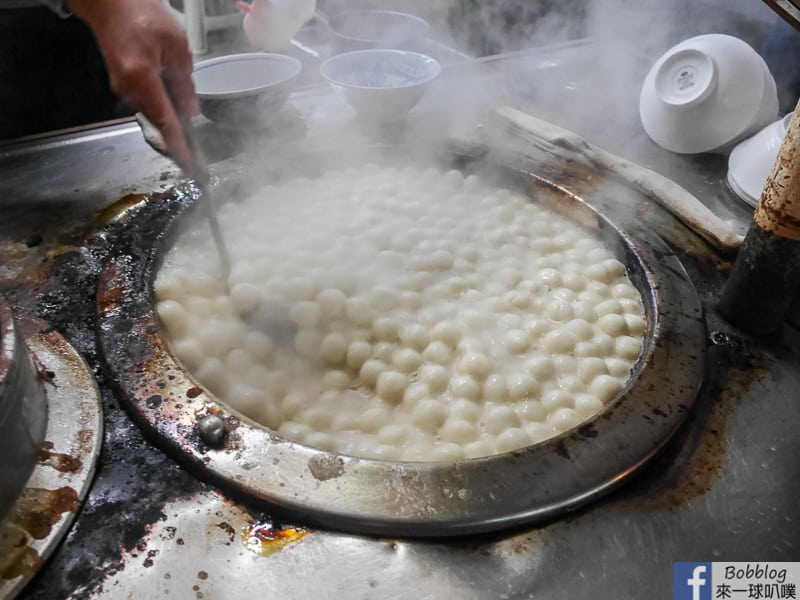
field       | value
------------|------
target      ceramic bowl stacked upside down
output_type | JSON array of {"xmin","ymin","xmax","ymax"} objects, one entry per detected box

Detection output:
[
  {"xmin": 727, "ymin": 113, "xmax": 790, "ymax": 207},
  {"xmin": 640, "ymin": 34, "xmax": 779, "ymax": 154}
]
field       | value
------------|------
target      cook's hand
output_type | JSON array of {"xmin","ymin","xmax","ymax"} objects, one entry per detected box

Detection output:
[{"xmin": 67, "ymin": 0, "xmax": 199, "ymax": 175}]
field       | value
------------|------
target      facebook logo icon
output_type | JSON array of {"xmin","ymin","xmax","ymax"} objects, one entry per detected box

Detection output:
[{"xmin": 674, "ymin": 562, "xmax": 712, "ymax": 600}]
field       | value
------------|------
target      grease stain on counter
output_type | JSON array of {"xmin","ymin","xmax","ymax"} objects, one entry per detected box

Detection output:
[
  {"xmin": 242, "ymin": 522, "xmax": 311, "ymax": 557},
  {"xmin": 0, "ymin": 486, "xmax": 78, "ymax": 581}
]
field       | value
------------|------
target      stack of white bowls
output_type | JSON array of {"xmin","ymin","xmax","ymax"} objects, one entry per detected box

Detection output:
[
  {"xmin": 726, "ymin": 113, "xmax": 790, "ymax": 207},
  {"xmin": 640, "ymin": 34, "xmax": 779, "ymax": 155}
]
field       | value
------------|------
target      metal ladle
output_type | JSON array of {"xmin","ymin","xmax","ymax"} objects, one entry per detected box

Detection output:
[
  {"xmin": 177, "ymin": 114, "xmax": 232, "ymax": 280},
  {"xmin": 137, "ymin": 111, "xmax": 232, "ymax": 279},
  {"xmin": 137, "ymin": 113, "xmax": 296, "ymax": 340}
]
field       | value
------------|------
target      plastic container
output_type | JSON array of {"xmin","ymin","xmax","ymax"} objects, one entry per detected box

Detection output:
[{"xmin": 241, "ymin": 0, "xmax": 316, "ymax": 52}]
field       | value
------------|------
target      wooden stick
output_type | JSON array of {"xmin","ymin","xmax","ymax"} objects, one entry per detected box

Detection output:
[{"xmin": 491, "ymin": 105, "xmax": 744, "ymax": 256}]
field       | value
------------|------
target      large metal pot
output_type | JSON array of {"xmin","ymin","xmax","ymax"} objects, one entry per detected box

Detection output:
[{"xmin": 96, "ymin": 138, "xmax": 707, "ymax": 537}]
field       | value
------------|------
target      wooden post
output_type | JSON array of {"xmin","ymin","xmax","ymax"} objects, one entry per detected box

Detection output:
[{"xmin": 718, "ymin": 98, "xmax": 800, "ymax": 334}]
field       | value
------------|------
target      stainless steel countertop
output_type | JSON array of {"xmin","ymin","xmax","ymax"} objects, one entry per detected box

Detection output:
[{"xmin": 1, "ymin": 38, "xmax": 798, "ymax": 600}]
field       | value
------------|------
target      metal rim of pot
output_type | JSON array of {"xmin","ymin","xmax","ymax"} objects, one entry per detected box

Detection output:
[
  {"xmin": 0, "ymin": 320, "xmax": 103, "ymax": 597},
  {"xmin": 95, "ymin": 142, "xmax": 707, "ymax": 538}
]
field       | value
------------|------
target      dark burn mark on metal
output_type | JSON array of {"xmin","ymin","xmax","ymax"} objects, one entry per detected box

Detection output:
[
  {"xmin": 97, "ymin": 284, "xmax": 124, "ymax": 311},
  {"xmin": 143, "ymin": 549, "xmax": 159, "ymax": 568},
  {"xmin": 25, "ymin": 234, "xmax": 43, "ymax": 248},
  {"xmin": 215, "ymin": 522, "xmax": 236, "ymax": 544},
  {"xmin": 23, "ymin": 420, "xmax": 207, "ymax": 598},
  {"xmin": 709, "ymin": 330, "xmax": 743, "ymax": 350},
  {"xmin": 553, "ymin": 440, "xmax": 570, "ymax": 460},
  {"xmin": 30, "ymin": 353, "xmax": 59, "ymax": 387}
]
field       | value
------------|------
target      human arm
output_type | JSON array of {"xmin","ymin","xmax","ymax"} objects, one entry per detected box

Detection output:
[{"xmin": 66, "ymin": 0, "xmax": 199, "ymax": 175}]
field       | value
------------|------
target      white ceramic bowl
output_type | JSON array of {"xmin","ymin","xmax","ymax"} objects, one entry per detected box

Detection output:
[
  {"xmin": 727, "ymin": 113, "xmax": 790, "ymax": 207},
  {"xmin": 320, "ymin": 49, "xmax": 441, "ymax": 121},
  {"xmin": 192, "ymin": 53, "xmax": 302, "ymax": 128},
  {"xmin": 326, "ymin": 10, "xmax": 429, "ymax": 54},
  {"xmin": 640, "ymin": 34, "xmax": 779, "ymax": 154}
]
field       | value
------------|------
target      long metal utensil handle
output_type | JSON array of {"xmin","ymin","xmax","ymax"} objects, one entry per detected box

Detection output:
[{"xmin": 178, "ymin": 114, "xmax": 232, "ymax": 279}]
